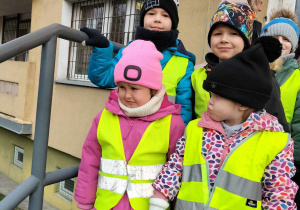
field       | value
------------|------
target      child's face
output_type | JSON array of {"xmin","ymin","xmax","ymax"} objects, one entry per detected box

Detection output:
[
  {"xmin": 143, "ymin": 8, "xmax": 172, "ymax": 31},
  {"xmin": 210, "ymin": 25, "xmax": 245, "ymax": 62},
  {"xmin": 274, "ymin": 35, "xmax": 292, "ymax": 56},
  {"xmin": 208, "ymin": 93, "xmax": 245, "ymax": 126},
  {"xmin": 117, "ymin": 82, "xmax": 152, "ymax": 108}
]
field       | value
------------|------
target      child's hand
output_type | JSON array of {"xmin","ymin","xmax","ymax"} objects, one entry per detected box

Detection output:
[
  {"xmin": 149, "ymin": 198, "xmax": 169, "ymax": 210},
  {"xmin": 80, "ymin": 27, "xmax": 109, "ymax": 48}
]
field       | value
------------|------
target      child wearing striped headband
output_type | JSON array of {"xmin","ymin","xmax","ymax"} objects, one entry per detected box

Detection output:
[{"xmin": 261, "ymin": 8, "xmax": 300, "ymax": 208}]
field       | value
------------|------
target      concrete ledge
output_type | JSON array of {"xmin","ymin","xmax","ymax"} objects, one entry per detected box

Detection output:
[{"xmin": 0, "ymin": 113, "xmax": 32, "ymax": 135}]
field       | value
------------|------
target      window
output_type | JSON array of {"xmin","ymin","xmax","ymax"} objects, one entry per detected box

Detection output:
[
  {"xmin": 68, "ymin": 0, "xmax": 143, "ymax": 80},
  {"xmin": 2, "ymin": 15, "xmax": 31, "ymax": 61},
  {"xmin": 13, "ymin": 145, "xmax": 24, "ymax": 169},
  {"xmin": 57, "ymin": 178, "xmax": 75, "ymax": 201}
]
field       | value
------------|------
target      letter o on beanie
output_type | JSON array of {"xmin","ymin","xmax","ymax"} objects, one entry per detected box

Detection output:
[{"xmin": 114, "ymin": 40, "xmax": 163, "ymax": 90}]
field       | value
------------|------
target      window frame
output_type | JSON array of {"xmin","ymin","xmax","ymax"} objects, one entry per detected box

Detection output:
[
  {"xmin": 57, "ymin": 178, "xmax": 75, "ymax": 202},
  {"xmin": 13, "ymin": 145, "xmax": 24, "ymax": 169},
  {"xmin": 66, "ymin": 0, "xmax": 142, "ymax": 81}
]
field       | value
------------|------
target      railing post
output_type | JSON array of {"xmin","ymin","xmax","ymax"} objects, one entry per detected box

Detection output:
[{"xmin": 28, "ymin": 36, "xmax": 57, "ymax": 210}]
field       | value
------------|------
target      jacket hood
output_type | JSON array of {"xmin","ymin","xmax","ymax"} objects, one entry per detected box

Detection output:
[
  {"xmin": 105, "ymin": 89, "xmax": 182, "ymax": 122},
  {"xmin": 198, "ymin": 110, "xmax": 284, "ymax": 134}
]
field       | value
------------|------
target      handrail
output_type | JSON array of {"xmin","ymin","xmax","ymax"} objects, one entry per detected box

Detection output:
[
  {"xmin": 0, "ymin": 23, "xmax": 124, "ymax": 62},
  {"xmin": 0, "ymin": 23, "xmax": 124, "ymax": 210}
]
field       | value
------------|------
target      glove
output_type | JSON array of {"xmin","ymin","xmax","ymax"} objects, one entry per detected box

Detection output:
[
  {"xmin": 80, "ymin": 27, "xmax": 109, "ymax": 48},
  {"xmin": 149, "ymin": 198, "xmax": 169, "ymax": 210}
]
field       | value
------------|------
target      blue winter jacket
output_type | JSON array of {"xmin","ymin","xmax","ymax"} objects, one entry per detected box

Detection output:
[{"xmin": 88, "ymin": 40, "xmax": 196, "ymax": 125}]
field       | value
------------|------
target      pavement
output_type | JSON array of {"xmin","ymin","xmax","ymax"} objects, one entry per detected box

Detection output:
[{"xmin": 0, "ymin": 173, "xmax": 59, "ymax": 210}]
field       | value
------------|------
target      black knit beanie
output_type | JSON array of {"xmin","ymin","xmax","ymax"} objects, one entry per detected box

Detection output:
[
  {"xmin": 139, "ymin": 0, "xmax": 179, "ymax": 29},
  {"xmin": 203, "ymin": 36, "xmax": 282, "ymax": 110}
]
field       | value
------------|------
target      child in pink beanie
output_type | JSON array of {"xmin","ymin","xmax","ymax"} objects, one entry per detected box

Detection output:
[{"xmin": 74, "ymin": 40, "xmax": 185, "ymax": 210}]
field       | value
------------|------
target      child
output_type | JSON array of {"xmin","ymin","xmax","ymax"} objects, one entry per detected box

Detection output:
[
  {"xmin": 192, "ymin": 1, "xmax": 254, "ymax": 119},
  {"xmin": 156, "ymin": 37, "xmax": 298, "ymax": 209},
  {"xmin": 192, "ymin": 1, "xmax": 290, "ymax": 132},
  {"xmin": 74, "ymin": 40, "xmax": 185, "ymax": 210},
  {"xmin": 260, "ymin": 8, "xmax": 300, "ymax": 207},
  {"xmin": 80, "ymin": 0, "xmax": 195, "ymax": 125}
]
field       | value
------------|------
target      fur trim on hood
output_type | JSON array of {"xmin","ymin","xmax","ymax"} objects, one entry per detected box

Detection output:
[
  {"xmin": 270, "ymin": 57, "xmax": 284, "ymax": 72},
  {"xmin": 269, "ymin": 53, "xmax": 296, "ymax": 71},
  {"xmin": 270, "ymin": 8, "xmax": 298, "ymax": 24}
]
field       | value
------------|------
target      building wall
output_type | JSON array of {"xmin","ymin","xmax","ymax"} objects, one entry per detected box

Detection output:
[
  {"xmin": 0, "ymin": 61, "xmax": 36, "ymax": 120},
  {"xmin": 0, "ymin": 127, "xmax": 80, "ymax": 209}
]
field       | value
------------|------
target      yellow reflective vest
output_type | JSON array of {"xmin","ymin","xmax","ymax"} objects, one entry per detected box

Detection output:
[
  {"xmin": 279, "ymin": 69, "xmax": 300, "ymax": 123},
  {"xmin": 191, "ymin": 67, "xmax": 210, "ymax": 118},
  {"xmin": 176, "ymin": 119, "xmax": 290, "ymax": 210},
  {"xmin": 94, "ymin": 109, "xmax": 171, "ymax": 210},
  {"xmin": 162, "ymin": 55, "xmax": 188, "ymax": 103}
]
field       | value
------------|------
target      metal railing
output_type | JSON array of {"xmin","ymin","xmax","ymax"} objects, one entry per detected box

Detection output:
[{"xmin": 0, "ymin": 23, "xmax": 123, "ymax": 210}]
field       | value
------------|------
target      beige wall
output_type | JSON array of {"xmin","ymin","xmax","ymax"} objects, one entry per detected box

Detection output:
[
  {"xmin": 0, "ymin": 127, "xmax": 80, "ymax": 209},
  {"xmin": 0, "ymin": 61, "xmax": 36, "ymax": 120}
]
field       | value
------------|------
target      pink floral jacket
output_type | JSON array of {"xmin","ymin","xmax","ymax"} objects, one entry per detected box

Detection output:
[{"xmin": 153, "ymin": 111, "xmax": 298, "ymax": 210}]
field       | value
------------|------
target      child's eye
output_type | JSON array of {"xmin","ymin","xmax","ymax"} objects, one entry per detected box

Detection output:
[
  {"xmin": 230, "ymin": 32, "xmax": 238, "ymax": 35},
  {"xmin": 162, "ymin": 14, "xmax": 169, "ymax": 18},
  {"xmin": 213, "ymin": 32, "xmax": 221, "ymax": 36},
  {"xmin": 147, "ymin": 12, "xmax": 155, "ymax": 16},
  {"xmin": 131, "ymin": 87, "xmax": 137, "ymax": 90},
  {"xmin": 119, "ymin": 86, "xmax": 125, "ymax": 89}
]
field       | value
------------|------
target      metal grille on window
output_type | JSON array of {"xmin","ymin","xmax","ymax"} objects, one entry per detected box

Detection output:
[
  {"xmin": 68, "ymin": 0, "xmax": 143, "ymax": 81},
  {"xmin": 58, "ymin": 178, "xmax": 75, "ymax": 202},
  {"xmin": 2, "ymin": 15, "xmax": 31, "ymax": 61},
  {"xmin": 13, "ymin": 146, "xmax": 24, "ymax": 169}
]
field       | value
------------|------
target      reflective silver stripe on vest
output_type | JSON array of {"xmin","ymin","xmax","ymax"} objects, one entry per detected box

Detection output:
[
  {"xmin": 217, "ymin": 170, "xmax": 262, "ymax": 201},
  {"xmin": 101, "ymin": 158, "xmax": 127, "ymax": 175},
  {"xmin": 182, "ymin": 165, "xmax": 203, "ymax": 182},
  {"xmin": 127, "ymin": 183, "xmax": 155, "ymax": 199},
  {"xmin": 167, "ymin": 95, "xmax": 176, "ymax": 103},
  {"xmin": 175, "ymin": 198, "xmax": 205, "ymax": 210},
  {"xmin": 98, "ymin": 174, "xmax": 127, "ymax": 195},
  {"xmin": 128, "ymin": 164, "xmax": 164, "ymax": 180}
]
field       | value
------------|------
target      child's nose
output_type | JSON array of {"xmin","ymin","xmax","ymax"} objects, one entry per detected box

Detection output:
[
  {"xmin": 220, "ymin": 34, "xmax": 228, "ymax": 42},
  {"xmin": 125, "ymin": 91, "xmax": 131, "ymax": 98},
  {"xmin": 154, "ymin": 14, "xmax": 161, "ymax": 22}
]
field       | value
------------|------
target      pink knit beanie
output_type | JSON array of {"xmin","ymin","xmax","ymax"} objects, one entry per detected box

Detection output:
[{"xmin": 114, "ymin": 40, "xmax": 163, "ymax": 90}]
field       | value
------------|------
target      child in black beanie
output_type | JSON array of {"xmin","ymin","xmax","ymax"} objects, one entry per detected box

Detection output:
[
  {"xmin": 151, "ymin": 37, "xmax": 298, "ymax": 210},
  {"xmin": 79, "ymin": 0, "xmax": 195, "ymax": 126}
]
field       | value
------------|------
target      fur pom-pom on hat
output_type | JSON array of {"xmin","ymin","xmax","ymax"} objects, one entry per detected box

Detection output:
[
  {"xmin": 270, "ymin": 8, "xmax": 298, "ymax": 24},
  {"xmin": 261, "ymin": 9, "xmax": 299, "ymax": 52},
  {"xmin": 253, "ymin": 36, "xmax": 282, "ymax": 62}
]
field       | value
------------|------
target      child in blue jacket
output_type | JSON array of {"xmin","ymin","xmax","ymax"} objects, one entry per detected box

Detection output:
[{"xmin": 80, "ymin": 0, "xmax": 195, "ymax": 125}]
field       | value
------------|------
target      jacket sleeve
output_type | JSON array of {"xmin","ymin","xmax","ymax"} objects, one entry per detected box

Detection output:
[
  {"xmin": 291, "ymin": 90, "xmax": 300, "ymax": 163},
  {"xmin": 74, "ymin": 112, "xmax": 102, "ymax": 209},
  {"xmin": 261, "ymin": 139, "xmax": 298, "ymax": 209},
  {"xmin": 176, "ymin": 60, "xmax": 194, "ymax": 125},
  {"xmin": 88, "ymin": 42, "xmax": 124, "ymax": 88},
  {"xmin": 153, "ymin": 136, "xmax": 186, "ymax": 201}
]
